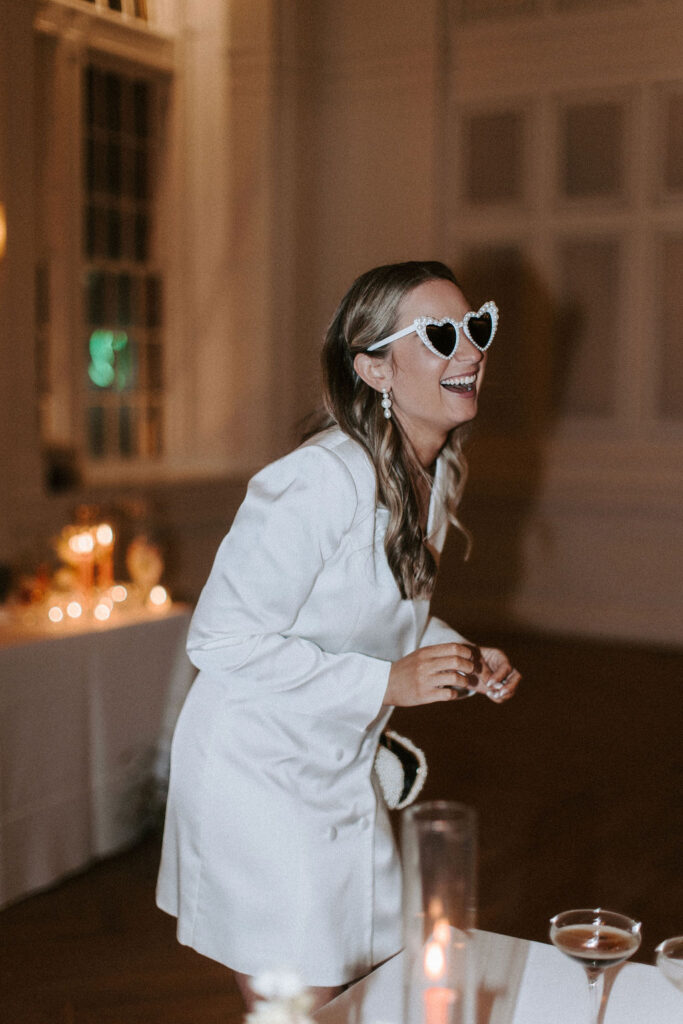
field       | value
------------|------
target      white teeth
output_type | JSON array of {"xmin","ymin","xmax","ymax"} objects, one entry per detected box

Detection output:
[{"xmin": 441, "ymin": 373, "xmax": 477, "ymax": 386}]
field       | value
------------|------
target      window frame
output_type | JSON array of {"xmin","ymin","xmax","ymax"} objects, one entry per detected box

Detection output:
[{"xmin": 34, "ymin": 0, "xmax": 178, "ymax": 484}]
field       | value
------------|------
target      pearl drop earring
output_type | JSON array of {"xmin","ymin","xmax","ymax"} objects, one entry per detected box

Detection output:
[{"xmin": 381, "ymin": 388, "xmax": 392, "ymax": 420}]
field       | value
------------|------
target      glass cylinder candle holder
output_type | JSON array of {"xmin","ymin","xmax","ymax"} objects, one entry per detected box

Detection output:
[{"xmin": 401, "ymin": 801, "xmax": 477, "ymax": 1024}]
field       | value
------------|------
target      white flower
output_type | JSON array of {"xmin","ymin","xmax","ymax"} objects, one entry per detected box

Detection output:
[
  {"xmin": 246, "ymin": 968, "xmax": 314, "ymax": 1024},
  {"xmin": 251, "ymin": 968, "xmax": 308, "ymax": 1002}
]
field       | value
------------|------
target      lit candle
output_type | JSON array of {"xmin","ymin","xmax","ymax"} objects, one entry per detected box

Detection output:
[
  {"xmin": 48, "ymin": 604, "xmax": 64, "ymax": 623},
  {"xmin": 147, "ymin": 584, "xmax": 170, "ymax": 610},
  {"xmin": 95, "ymin": 522, "xmax": 115, "ymax": 589},
  {"xmin": 423, "ymin": 933, "xmax": 456, "ymax": 1024},
  {"xmin": 94, "ymin": 601, "xmax": 112, "ymax": 622},
  {"xmin": 68, "ymin": 530, "xmax": 95, "ymax": 594}
]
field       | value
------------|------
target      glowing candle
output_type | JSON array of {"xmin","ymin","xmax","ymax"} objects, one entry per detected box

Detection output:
[
  {"xmin": 68, "ymin": 530, "xmax": 95, "ymax": 594},
  {"xmin": 148, "ymin": 584, "xmax": 170, "ymax": 610},
  {"xmin": 94, "ymin": 601, "xmax": 112, "ymax": 622},
  {"xmin": 48, "ymin": 605, "xmax": 64, "ymax": 623},
  {"xmin": 423, "ymin": 934, "xmax": 455, "ymax": 1024},
  {"xmin": 95, "ymin": 522, "xmax": 115, "ymax": 589}
]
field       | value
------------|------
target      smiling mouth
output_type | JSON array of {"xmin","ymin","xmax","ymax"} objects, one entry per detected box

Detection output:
[{"xmin": 440, "ymin": 372, "xmax": 478, "ymax": 395}]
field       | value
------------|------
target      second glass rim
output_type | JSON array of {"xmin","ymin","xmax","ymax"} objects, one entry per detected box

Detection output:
[
  {"xmin": 403, "ymin": 799, "xmax": 477, "ymax": 824},
  {"xmin": 550, "ymin": 907, "xmax": 642, "ymax": 933}
]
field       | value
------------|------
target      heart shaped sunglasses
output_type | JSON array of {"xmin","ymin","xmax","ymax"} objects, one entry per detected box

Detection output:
[{"xmin": 366, "ymin": 300, "xmax": 498, "ymax": 360}]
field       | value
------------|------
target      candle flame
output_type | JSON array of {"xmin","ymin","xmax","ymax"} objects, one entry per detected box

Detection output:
[
  {"xmin": 424, "ymin": 940, "xmax": 446, "ymax": 981},
  {"xmin": 68, "ymin": 532, "xmax": 95, "ymax": 555},
  {"xmin": 48, "ymin": 605, "xmax": 64, "ymax": 623},
  {"xmin": 149, "ymin": 585, "xmax": 168, "ymax": 606},
  {"xmin": 95, "ymin": 523, "xmax": 114, "ymax": 546},
  {"xmin": 66, "ymin": 601, "xmax": 83, "ymax": 619},
  {"xmin": 94, "ymin": 602, "xmax": 111, "ymax": 621},
  {"xmin": 111, "ymin": 584, "xmax": 128, "ymax": 603}
]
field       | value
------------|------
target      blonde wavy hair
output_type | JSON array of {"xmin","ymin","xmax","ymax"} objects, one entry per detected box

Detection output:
[{"xmin": 304, "ymin": 260, "xmax": 472, "ymax": 600}]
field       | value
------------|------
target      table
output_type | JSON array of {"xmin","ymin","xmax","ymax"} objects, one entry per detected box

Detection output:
[
  {"xmin": 0, "ymin": 603, "xmax": 196, "ymax": 908},
  {"xmin": 316, "ymin": 930, "xmax": 682, "ymax": 1024}
]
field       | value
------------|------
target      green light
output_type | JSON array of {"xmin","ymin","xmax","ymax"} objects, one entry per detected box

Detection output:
[
  {"xmin": 88, "ymin": 362, "xmax": 116, "ymax": 387},
  {"xmin": 88, "ymin": 329, "xmax": 130, "ymax": 389}
]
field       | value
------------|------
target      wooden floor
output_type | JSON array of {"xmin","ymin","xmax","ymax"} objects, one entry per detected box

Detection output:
[{"xmin": 2, "ymin": 632, "xmax": 682, "ymax": 1023}]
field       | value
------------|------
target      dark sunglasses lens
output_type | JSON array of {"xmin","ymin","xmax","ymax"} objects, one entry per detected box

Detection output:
[
  {"xmin": 425, "ymin": 322, "xmax": 457, "ymax": 357},
  {"xmin": 467, "ymin": 313, "xmax": 493, "ymax": 348}
]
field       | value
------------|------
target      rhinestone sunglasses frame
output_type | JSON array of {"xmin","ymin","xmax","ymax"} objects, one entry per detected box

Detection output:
[{"xmin": 366, "ymin": 300, "xmax": 499, "ymax": 360}]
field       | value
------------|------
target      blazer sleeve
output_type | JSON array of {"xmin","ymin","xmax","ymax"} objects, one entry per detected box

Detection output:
[{"xmin": 186, "ymin": 444, "xmax": 390, "ymax": 731}]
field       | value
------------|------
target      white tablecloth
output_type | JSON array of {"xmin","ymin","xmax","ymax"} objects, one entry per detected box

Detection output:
[
  {"xmin": 0, "ymin": 604, "xmax": 196, "ymax": 907},
  {"xmin": 316, "ymin": 930, "xmax": 682, "ymax": 1024}
]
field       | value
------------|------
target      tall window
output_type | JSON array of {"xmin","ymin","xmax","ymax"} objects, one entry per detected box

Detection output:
[
  {"xmin": 34, "ymin": 0, "xmax": 174, "ymax": 478},
  {"xmin": 83, "ymin": 65, "xmax": 164, "ymax": 460}
]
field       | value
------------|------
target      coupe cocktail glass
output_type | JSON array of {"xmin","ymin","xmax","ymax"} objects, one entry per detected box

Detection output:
[
  {"xmin": 549, "ymin": 908, "xmax": 641, "ymax": 1024},
  {"xmin": 655, "ymin": 936, "xmax": 683, "ymax": 994}
]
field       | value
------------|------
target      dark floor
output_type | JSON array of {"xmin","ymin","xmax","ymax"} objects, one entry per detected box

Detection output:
[{"xmin": 2, "ymin": 632, "xmax": 682, "ymax": 1023}]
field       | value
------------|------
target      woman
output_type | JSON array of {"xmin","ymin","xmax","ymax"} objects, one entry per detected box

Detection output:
[{"xmin": 156, "ymin": 260, "xmax": 521, "ymax": 1010}]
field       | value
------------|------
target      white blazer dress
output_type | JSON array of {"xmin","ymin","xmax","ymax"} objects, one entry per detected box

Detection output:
[{"xmin": 156, "ymin": 426, "xmax": 465, "ymax": 986}]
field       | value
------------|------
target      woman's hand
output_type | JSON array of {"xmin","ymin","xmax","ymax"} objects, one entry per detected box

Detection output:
[
  {"xmin": 383, "ymin": 642, "xmax": 489, "ymax": 707},
  {"xmin": 383, "ymin": 643, "xmax": 522, "ymax": 707},
  {"xmin": 479, "ymin": 646, "xmax": 521, "ymax": 703}
]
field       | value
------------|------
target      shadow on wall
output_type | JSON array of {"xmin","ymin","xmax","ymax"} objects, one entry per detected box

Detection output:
[{"xmin": 431, "ymin": 248, "xmax": 580, "ymax": 639}]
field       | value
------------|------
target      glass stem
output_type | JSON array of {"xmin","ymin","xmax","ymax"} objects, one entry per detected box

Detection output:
[{"xmin": 585, "ymin": 968, "xmax": 604, "ymax": 1024}]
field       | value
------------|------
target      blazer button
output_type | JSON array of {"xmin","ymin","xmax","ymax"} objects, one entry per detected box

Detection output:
[{"xmin": 328, "ymin": 826, "xmax": 338, "ymax": 840}]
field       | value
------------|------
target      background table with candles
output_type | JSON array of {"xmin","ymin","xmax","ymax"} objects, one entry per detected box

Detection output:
[
  {"xmin": 0, "ymin": 601, "xmax": 196, "ymax": 908},
  {"xmin": 315, "ymin": 930, "xmax": 682, "ymax": 1024}
]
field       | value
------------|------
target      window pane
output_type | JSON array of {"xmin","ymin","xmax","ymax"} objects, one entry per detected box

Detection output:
[
  {"xmin": 105, "ymin": 72, "xmax": 121, "ymax": 132},
  {"xmin": 106, "ymin": 141, "xmax": 121, "ymax": 195},
  {"xmin": 117, "ymin": 273, "xmax": 131, "ymax": 326},
  {"xmin": 86, "ymin": 272, "xmax": 106, "ymax": 324},
  {"xmin": 664, "ymin": 92, "xmax": 683, "ymax": 194},
  {"xmin": 464, "ymin": 111, "xmax": 525, "ymax": 205},
  {"xmin": 87, "ymin": 405, "xmax": 106, "ymax": 459},
  {"xmin": 133, "ymin": 81, "xmax": 149, "ymax": 138},
  {"xmin": 134, "ymin": 148, "xmax": 148, "ymax": 200},
  {"xmin": 560, "ymin": 101, "xmax": 625, "ymax": 199},
  {"xmin": 554, "ymin": 237, "xmax": 620, "ymax": 416},
  {"xmin": 107, "ymin": 208, "xmax": 122, "ymax": 259},
  {"xmin": 82, "ymin": 62, "xmax": 164, "ymax": 463},
  {"xmin": 119, "ymin": 404, "xmax": 136, "ymax": 457},
  {"xmin": 657, "ymin": 235, "xmax": 683, "ymax": 420},
  {"xmin": 133, "ymin": 214, "xmax": 146, "ymax": 261}
]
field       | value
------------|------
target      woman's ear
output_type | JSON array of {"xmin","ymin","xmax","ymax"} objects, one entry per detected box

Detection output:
[{"xmin": 353, "ymin": 352, "xmax": 393, "ymax": 393}]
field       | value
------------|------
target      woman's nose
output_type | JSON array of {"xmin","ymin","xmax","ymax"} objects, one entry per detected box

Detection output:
[{"xmin": 454, "ymin": 332, "xmax": 484, "ymax": 363}]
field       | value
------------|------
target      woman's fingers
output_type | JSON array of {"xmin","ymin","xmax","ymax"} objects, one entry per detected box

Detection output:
[
  {"xmin": 422, "ymin": 644, "xmax": 493, "ymax": 697},
  {"xmin": 484, "ymin": 667, "xmax": 521, "ymax": 703},
  {"xmin": 385, "ymin": 643, "xmax": 521, "ymax": 708}
]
